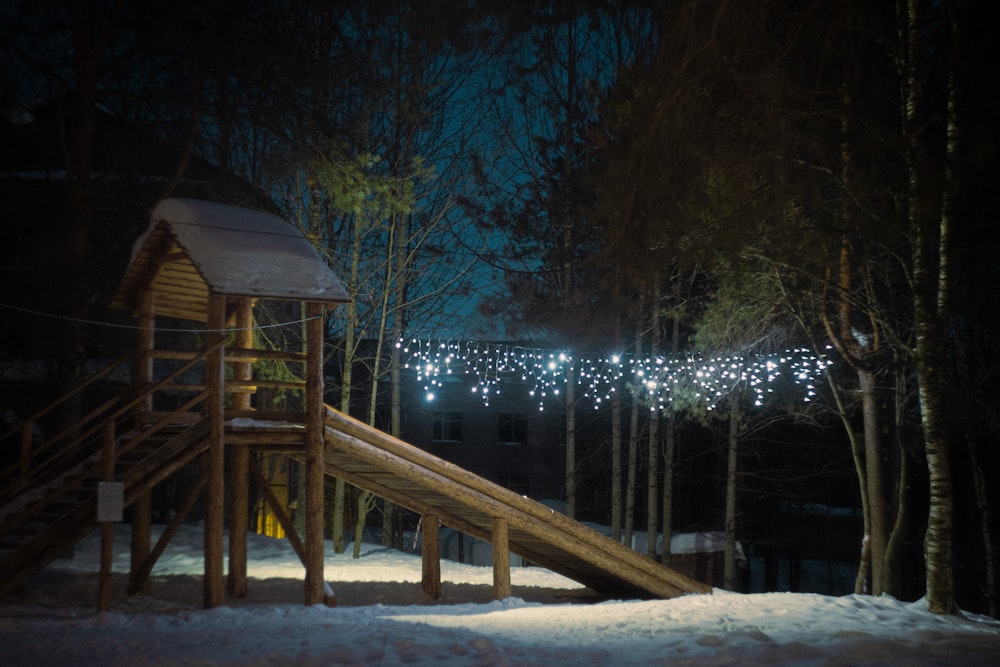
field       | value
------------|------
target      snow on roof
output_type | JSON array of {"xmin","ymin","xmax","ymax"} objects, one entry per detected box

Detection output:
[
  {"xmin": 121, "ymin": 198, "xmax": 349, "ymax": 307},
  {"xmin": 151, "ymin": 198, "xmax": 348, "ymax": 301}
]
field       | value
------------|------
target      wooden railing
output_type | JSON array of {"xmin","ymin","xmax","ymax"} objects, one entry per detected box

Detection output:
[
  {"xmin": 0, "ymin": 339, "xmax": 311, "ymax": 501},
  {"xmin": 0, "ymin": 340, "xmax": 224, "ymax": 502}
]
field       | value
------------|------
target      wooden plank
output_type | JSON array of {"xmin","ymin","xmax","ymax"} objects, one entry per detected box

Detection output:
[
  {"xmin": 304, "ymin": 302, "xmax": 327, "ymax": 606},
  {"xmin": 226, "ymin": 348, "xmax": 307, "ymax": 363},
  {"xmin": 225, "ymin": 410, "xmax": 306, "ymax": 423},
  {"xmin": 492, "ymin": 517, "xmax": 511, "ymax": 600},
  {"xmin": 128, "ymin": 297, "xmax": 154, "ymax": 593},
  {"xmin": 138, "ymin": 410, "xmax": 202, "ymax": 426},
  {"xmin": 228, "ymin": 298, "xmax": 253, "ymax": 599},
  {"xmin": 203, "ymin": 295, "xmax": 226, "ymax": 609},
  {"xmin": 99, "ymin": 421, "xmax": 116, "ymax": 612},
  {"xmin": 227, "ymin": 379, "xmax": 305, "ymax": 390},
  {"xmin": 421, "ymin": 515, "xmax": 442, "ymax": 599},
  {"xmin": 153, "ymin": 304, "xmax": 208, "ymax": 322}
]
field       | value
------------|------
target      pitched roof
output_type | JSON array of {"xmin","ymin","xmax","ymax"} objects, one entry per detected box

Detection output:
[{"xmin": 110, "ymin": 198, "xmax": 348, "ymax": 321}]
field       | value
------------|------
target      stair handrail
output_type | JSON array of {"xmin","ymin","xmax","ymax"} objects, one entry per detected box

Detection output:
[
  {"xmin": 0, "ymin": 353, "xmax": 132, "ymax": 443},
  {"xmin": 0, "ymin": 353, "xmax": 133, "ymax": 469},
  {"xmin": 0, "ymin": 389, "xmax": 212, "ymax": 542},
  {"xmin": 0, "ymin": 339, "xmax": 225, "ymax": 494}
]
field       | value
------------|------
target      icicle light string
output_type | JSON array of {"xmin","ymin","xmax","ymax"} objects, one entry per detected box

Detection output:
[{"xmin": 397, "ymin": 337, "xmax": 831, "ymax": 413}]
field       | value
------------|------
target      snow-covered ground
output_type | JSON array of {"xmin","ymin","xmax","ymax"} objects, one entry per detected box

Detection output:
[{"xmin": 1, "ymin": 523, "xmax": 998, "ymax": 665}]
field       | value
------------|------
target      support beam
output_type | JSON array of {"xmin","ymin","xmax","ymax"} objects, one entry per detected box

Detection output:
[
  {"xmin": 130, "ymin": 289, "xmax": 154, "ymax": 594},
  {"xmin": 203, "ymin": 294, "xmax": 226, "ymax": 609},
  {"xmin": 129, "ymin": 468, "xmax": 208, "ymax": 595},
  {"xmin": 421, "ymin": 515, "xmax": 441, "ymax": 599},
  {"xmin": 249, "ymin": 457, "xmax": 306, "ymax": 563},
  {"xmin": 492, "ymin": 517, "xmax": 511, "ymax": 601},
  {"xmin": 304, "ymin": 302, "xmax": 327, "ymax": 606},
  {"xmin": 98, "ymin": 421, "xmax": 116, "ymax": 612},
  {"xmin": 228, "ymin": 298, "xmax": 253, "ymax": 598}
]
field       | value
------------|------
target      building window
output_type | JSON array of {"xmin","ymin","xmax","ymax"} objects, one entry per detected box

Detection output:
[
  {"xmin": 432, "ymin": 411, "xmax": 464, "ymax": 442},
  {"xmin": 497, "ymin": 413, "xmax": 527, "ymax": 445}
]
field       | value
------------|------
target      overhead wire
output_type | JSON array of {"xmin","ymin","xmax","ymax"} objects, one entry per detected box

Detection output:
[{"xmin": 0, "ymin": 302, "xmax": 323, "ymax": 333}]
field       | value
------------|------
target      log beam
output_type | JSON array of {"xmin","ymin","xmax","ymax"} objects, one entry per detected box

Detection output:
[
  {"xmin": 421, "ymin": 515, "xmax": 442, "ymax": 599},
  {"xmin": 227, "ymin": 298, "xmax": 253, "ymax": 598},
  {"xmin": 130, "ymin": 289, "xmax": 154, "ymax": 595},
  {"xmin": 492, "ymin": 517, "xmax": 511, "ymax": 600},
  {"xmin": 203, "ymin": 294, "xmax": 226, "ymax": 609},
  {"xmin": 304, "ymin": 301, "xmax": 328, "ymax": 605}
]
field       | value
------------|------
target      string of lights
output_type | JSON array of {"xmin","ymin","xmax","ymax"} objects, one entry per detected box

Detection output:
[{"xmin": 396, "ymin": 338, "xmax": 832, "ymax": 413}]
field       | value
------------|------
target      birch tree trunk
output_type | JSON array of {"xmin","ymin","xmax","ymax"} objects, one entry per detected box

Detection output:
[{"xmin": 901, "ymin": 0, "xmax": 957, "ymax": 614}]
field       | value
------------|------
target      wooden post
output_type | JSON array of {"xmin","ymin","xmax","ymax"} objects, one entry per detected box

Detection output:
[
  {"xmin": 136, "ymin": 289, "xmax": 155, "ymax": 417},
  {"xmin": 228, "ymin": 298, "xmax": 253, "ymax": 598},
  {"xmin": 130, "ymin": 289, "xmax": 154, "ymax": 593},
  {"xmin": 304, "ymin": 302, "xmax": 327, "ymax": 605},
  {"xmin": 203, "ymin": 295, "xmax": 226, "ymax": 608},
  {"xmin": 421, "ymin": 515, "xmax": 442, "ymax": 599},
  {"xmin": 98, "ymin": 421, "xmax": 116, "ymax": 611},
  {"xmin": 492, "ymin": 517, "xmax": 511, "ymax": 600}
]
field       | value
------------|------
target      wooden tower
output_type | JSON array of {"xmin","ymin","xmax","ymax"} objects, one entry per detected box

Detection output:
[{"xmin": 109, "ymin": 198, "xmax": 348, "ymax": 607}]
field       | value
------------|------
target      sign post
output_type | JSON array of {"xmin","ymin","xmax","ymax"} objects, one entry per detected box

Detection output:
[{"xmin": 98, "ymin": 423, "xmax": 121, "ymax": 611}]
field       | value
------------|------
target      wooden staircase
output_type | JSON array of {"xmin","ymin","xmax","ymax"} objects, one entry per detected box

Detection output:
[{"xmin": 0, "ymin": 353, "xmax": 217, "ymax": 596}]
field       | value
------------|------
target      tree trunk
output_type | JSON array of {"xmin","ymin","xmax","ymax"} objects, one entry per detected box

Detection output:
[
  {"xmin": 859, "ymin": 369, "xmax": 889, "ymax": 595},
  {"xmin": 611, "ymin": 377, "xmax": 623, "ymax": 543},
  {"xmin": 624, "ymin": 326, "xmax": 642, "ymax": 549},
  {"xmin": 332, "ymin": 480, "xmax": 347, "ymax": 554},
  {"xmin": 882, "ymin": 361, "xmax": 911, "ymax": 596},
  {"xmin": 724, "ymin": 392, "xmax": 739, "ymax": 590},
  {"xmin": 662, "ymin": 411, "xmax": 675, "ymax": 565},
  {"xmin": 901, "ymin": 0, "xmax": 957, "ymax": 615},
  {"xmin": 564, "ymin": 363, "xmax": 576, "ymax": 519},
  {"xmin": 332, "ymin": 209, "xmax": 365, "ymax": 555},
  {"xmin": 352, "ymin": 490, "xmax": 376, "ymax": 559},
  {"xmin": 646, "ymin": 408, "xmax": 659, "ymax": 559},
  {"xmin": 968, "ymin": 436, "xmax": 996, "ymax": 617},
  {"xmin": 646, "ymin": 284, "xmax": 661, "ymax": 559},
  {"xmin": 661, "ymin": 314, "xmax": 680, "ymax": 563}
]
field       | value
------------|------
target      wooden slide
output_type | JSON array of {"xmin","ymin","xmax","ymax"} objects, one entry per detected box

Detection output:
[{"xmin": 321, "ymin": 405, "xmax": 711, "ymax": 600}]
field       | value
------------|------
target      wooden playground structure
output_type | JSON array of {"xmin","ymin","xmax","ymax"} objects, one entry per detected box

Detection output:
[{"xmin": 0, "ymin": 198, "xmax": 710, "ymax": 609}]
